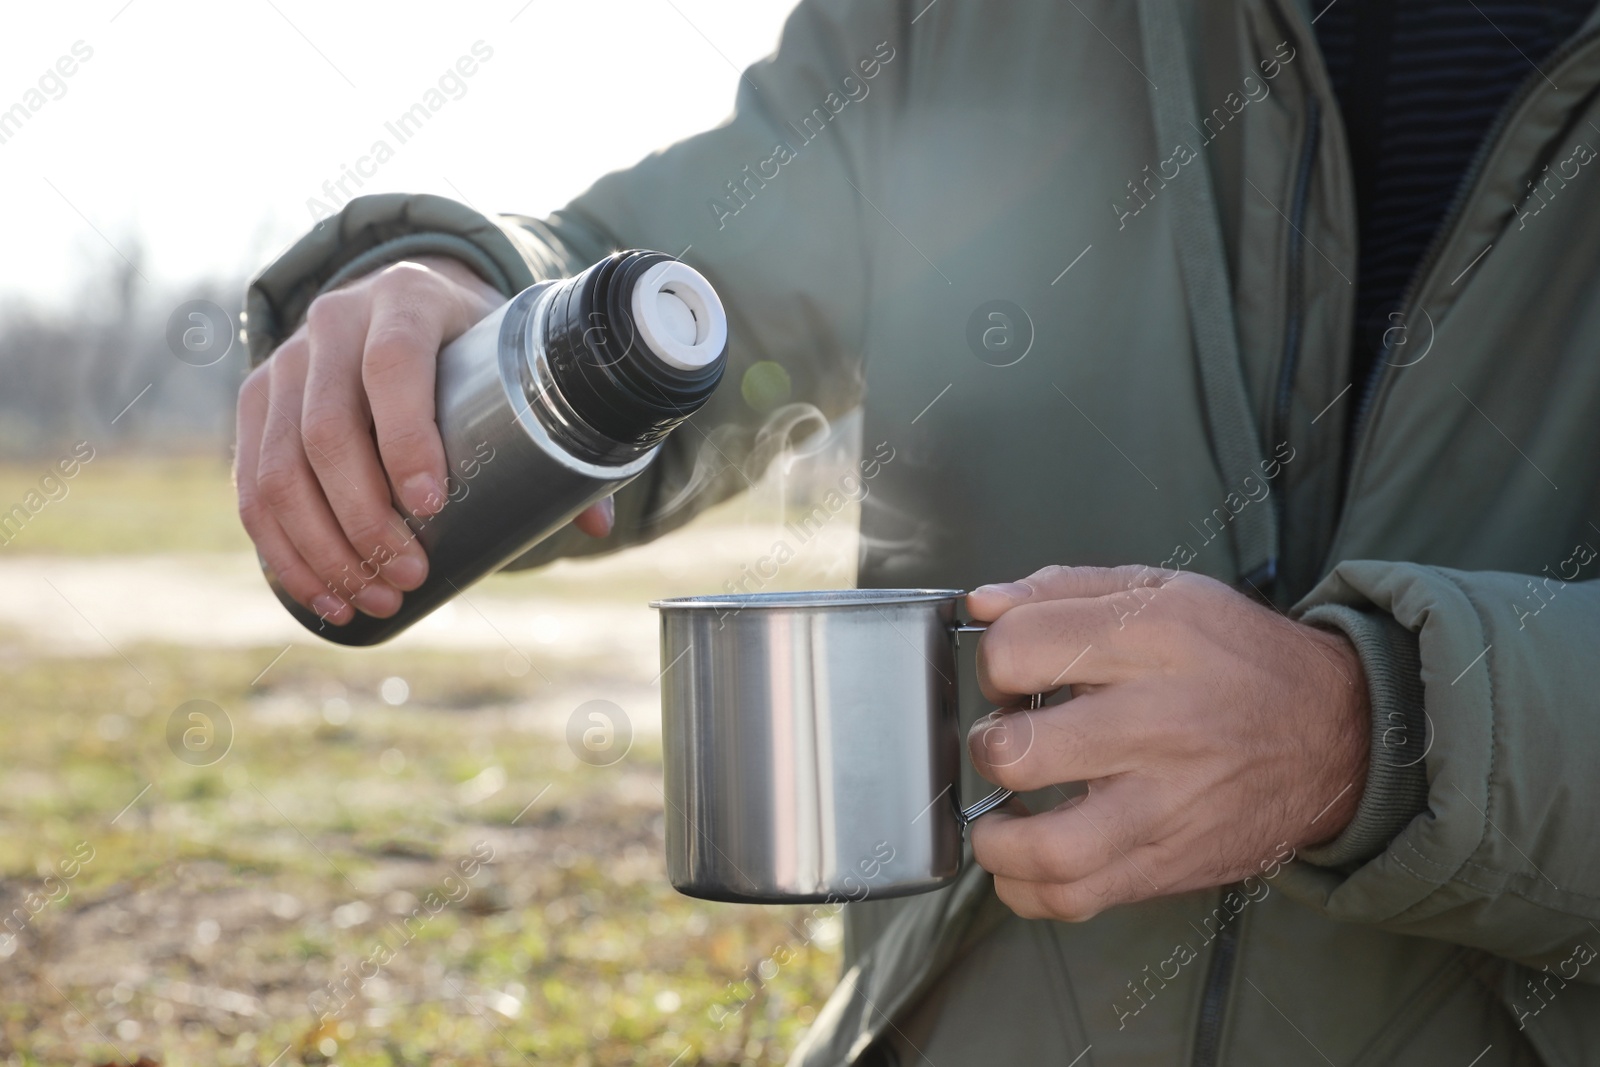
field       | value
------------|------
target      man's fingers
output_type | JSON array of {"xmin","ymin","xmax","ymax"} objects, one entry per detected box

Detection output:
[
  {"xmin": 967, "ymin": 691, "xmax": 1149, "ymax": 792},
  {"xmin": 303, "ymin": 290, "xmax": 430, "ymax": 591},
  {"xmin": 971, "ymin": 779, "xmax": 1156, "ymax": 888},
  {"xmin": 968, "ymin": 564, "xmax": 1170, "ymax": 621},
  {"xmin": 258, "ymin": 342, "xmax": 403, "ymax": 619},
  {"xmin": 363, "ymin": 266, "xmax": 465, "ymax": 519},
  {"xmin": 235, "ymin": 364, "xmax": 354, "ymax": 626},
  {"xmin": 975, "ymin": 598, "xmax": 1143, "ymax": 702},
  {"xmin": 991, "ymin": 858, "xmax": 1152, "ymax": 923},
  {"xmin": 234, "ymin": 256, "xmax": 509, "ymax": 616},
  {"xmin": 572, "ymin": 497, "xmax": 615, "ymax": 539},
  {"xmin": 254, "ymin": 506, "xmax": 357, "ymax": 626}
]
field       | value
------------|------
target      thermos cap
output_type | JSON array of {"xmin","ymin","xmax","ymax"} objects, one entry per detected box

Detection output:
[
  {"xmin": 631, "ymin": 260, "xmax": 727, "ymax": 372},
  {"xmin": 542, "ymin": 248, "xmax": 728, "ymax": 452}
]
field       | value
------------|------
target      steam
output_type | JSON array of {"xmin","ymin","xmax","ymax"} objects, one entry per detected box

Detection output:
[{"xmin": 647, "ymin": 402, "xmax": 834, "ymax": 524}]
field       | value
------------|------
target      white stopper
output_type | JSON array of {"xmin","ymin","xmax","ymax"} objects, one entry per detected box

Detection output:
[{"xmin": 630, "ymin": 260, "xmax": 727, "ymax": 371}]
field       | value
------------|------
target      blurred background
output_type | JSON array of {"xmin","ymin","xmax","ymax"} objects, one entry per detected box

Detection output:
[{"xmin": 0, "ymin": 2, "xmax": 868, "ymax": 1064}]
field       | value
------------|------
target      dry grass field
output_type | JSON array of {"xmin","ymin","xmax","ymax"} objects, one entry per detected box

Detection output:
[{"xmin": 0, "ymin": 453, "xmax": 862, "ymax": 1067}]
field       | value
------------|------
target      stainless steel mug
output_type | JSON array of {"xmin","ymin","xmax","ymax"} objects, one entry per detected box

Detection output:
[{"xmin": 651, "ymin": 589, "xmax": 1039, "ymax": 903}]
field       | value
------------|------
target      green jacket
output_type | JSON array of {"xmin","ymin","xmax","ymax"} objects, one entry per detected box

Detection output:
[{"xmin": 248, "ymin": 0, "xmax": 1600, "ymax": 1062}]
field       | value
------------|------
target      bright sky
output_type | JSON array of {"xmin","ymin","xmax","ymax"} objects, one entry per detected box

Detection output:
[{"xmin": 0, "ymin": 0, "xmax": 796, "ymax": 308}]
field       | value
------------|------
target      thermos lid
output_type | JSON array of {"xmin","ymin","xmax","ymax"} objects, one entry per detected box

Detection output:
[
  {"xmin": 631, "ymin": 261, "xmax": 727, "ymax": 372},
  {"xmin": 543, "ymin": 250, "xmax": 729, "ymax": 451}
]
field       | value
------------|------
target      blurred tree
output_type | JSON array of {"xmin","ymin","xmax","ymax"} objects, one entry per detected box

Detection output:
[{"xmin": 0, "ymin": 241, "xmax": 245, "ymax": 459}]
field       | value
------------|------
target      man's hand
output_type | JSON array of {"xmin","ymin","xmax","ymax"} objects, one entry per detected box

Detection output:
[
  {"xmin": 234, "ymin": 256, "xmax": 614, "ymax": 626},
  {"xmin": 965, "ymin": 564, "xmax": 1370, "ymax": 922}
]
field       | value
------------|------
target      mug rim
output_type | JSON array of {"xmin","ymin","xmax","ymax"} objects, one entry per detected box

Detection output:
[{"xmin": 649, "ymin": 587, "xmax": 965, "ymax": 611}]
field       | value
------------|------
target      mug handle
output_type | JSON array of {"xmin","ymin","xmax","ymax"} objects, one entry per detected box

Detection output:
[{"xmin": 952, "ymin": 623, "xmax": 1045, "ymax": 828}]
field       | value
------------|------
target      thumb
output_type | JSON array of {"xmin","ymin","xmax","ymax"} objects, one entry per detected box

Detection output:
[
  {"xmin": 572, "ymin": 496, "xmax": 615, "ymax": 539},
  {"xmin": 967, "ymin": 564, "xmax": 1170, "ymax": 620}
]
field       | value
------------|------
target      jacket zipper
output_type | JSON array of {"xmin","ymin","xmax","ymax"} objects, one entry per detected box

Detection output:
[
  {"xmin": 1329, "ymin": 23, "xmax": 1600, "ymax": 561},
  {"xmin": 1189, "ymin": 85, "xmax": 1325, "ymax": 1067},
  {"xmin": 1191, "ymin": 110, "xmax": 1315, "ymax": 1040},
  {"xmin": 1267, "ymin": 96, "xmax": 1322, "ymax": 572},
  {"xmin": 1189, "ymin": 901, "xmax": 1243, "ymax": 1067}
]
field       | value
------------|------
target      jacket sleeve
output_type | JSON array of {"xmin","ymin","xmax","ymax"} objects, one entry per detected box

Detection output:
[
  {"xmin": 1279, "ymin": 559, "xmax": 1600, "ymax": 984},
  {"xmin": 244, "ymin": 0, "xmax": 912, "ymax": 569}
]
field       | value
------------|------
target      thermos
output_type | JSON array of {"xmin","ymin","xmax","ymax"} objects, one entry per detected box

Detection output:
[{"xmin": 265, "ymin": 250, "xmax": 729, "ymax": 646}]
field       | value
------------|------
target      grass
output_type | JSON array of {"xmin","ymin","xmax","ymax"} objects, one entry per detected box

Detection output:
[
  {"xmin": 0, "ymin": 455, "xmax": 251, "ymax": 556},
  {"xmin": 0, "ymin": 641, "xmax": 842, "ymax": 1066},
  {"xmin": 0, "ymin": 455, "xmax": 864, "ymax": 1065},
  {"xmin": 0, "ymin": 454, "xmax": 853, "ymax": 563}
]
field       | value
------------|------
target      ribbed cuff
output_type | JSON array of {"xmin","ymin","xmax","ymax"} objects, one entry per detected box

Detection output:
[
  {"xmin": 1297, "ymin": 603, "xmax": 1430, "ymax": 868},
  {"xmin": 245, "ymin": 192, "xmax": 553, "ymax": 366},
  {"xmin": 324, "ymin": 232, "xmax": 518, "ymax": 299}
]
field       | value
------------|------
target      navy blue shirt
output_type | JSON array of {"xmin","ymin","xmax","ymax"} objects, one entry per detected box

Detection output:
[{"xmin": 1313, "ymin": 0, "xmax": 1594, "ymax": 384}]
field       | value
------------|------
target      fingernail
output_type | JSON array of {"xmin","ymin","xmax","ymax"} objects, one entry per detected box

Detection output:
[
  {"xmin": 597, "ymin": 495, "xmax": 615, "ymax": 534},
  {"xmin": 402, "ymin": 473, "xmax": 446, "ymax": 518},
  {"xmin": 384, "ymin": 553, "xmax": 427, "ymax": 590},
  {"xmin": 351, "ymin": 583, "xmax": 402, "ymax": 618},
  {"xmin": 311, "ymin": 594, "xmax": 351, "ymax": 624},
  {"xmin": 972, "ymin": 581, "xmax": 1032, "ymax": 600}
]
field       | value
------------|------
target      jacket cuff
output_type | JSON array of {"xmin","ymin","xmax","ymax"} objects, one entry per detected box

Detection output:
[
  {"xmin": 244, "ymin": 193, "xmax": 580, "ymax": 366},
  {"xmin": 1296, "ymin": 603, "xmax": 1430, "ymax": 868}
]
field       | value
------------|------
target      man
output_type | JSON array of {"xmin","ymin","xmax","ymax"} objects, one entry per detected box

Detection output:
[{"xmin": 238, "ymin": 0, "xmax": 1600, "ymax": 1062}]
